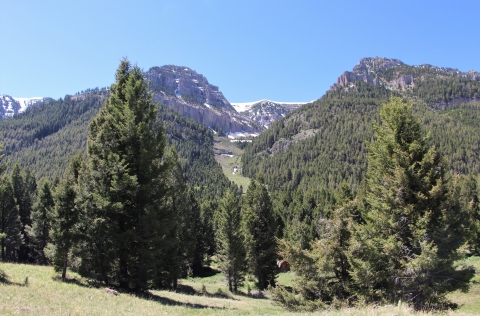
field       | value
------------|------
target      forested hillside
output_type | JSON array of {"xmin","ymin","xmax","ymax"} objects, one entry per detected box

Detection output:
[
  {"xmin": 0, "ymin": 88, "xmax": 234, "ymax": 202},
  {"xmin": 242, "ymin": 60, "xmax": 480, "ymax": 194}
]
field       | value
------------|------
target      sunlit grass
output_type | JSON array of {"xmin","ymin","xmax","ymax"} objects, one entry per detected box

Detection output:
[
  {"xmin": 1, "ymin": 258, "xmax": 479, "ymax": 315},
  {"xmin": 213, "ymin": 136, "xmax": 250, "ymax": 191}
]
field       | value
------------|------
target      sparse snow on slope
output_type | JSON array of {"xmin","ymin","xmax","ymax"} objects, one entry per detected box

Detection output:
[
  {"xmin": 14, "ymin": 97, "xmax": 43, "ymax": 113},
  {"xmin": 0, "ymin": 94, "xmax": 43, "ymax": 118},
  {"xmin": 231, "ymin": 99, "xmax": 309, "ymax": 113}
]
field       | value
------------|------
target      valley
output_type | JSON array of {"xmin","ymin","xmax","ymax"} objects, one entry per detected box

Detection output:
[
  {"xmin": 1, "ymin": 57, "xmax": 479, "ymax": 313},
  {"xmin": 213, "ymin": 135, "xmax": 250, "ymax": 191}
]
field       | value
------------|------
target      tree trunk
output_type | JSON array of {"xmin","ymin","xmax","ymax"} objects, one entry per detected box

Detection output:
[
  {"xmin": 62, "ymin": 251, "xmax": 68, "ymax": 281},
  {"xmin": 119, "ymin": 257, "xmax": 128, "ymax": 288}
]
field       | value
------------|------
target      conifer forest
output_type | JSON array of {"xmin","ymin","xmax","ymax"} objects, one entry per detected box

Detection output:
[{"xmin": 1, "ymin": 58, "xmax": 480, "ymax": 313}]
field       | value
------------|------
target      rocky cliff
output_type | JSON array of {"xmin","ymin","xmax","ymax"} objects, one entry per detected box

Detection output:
[
  {"xmin": 332, "ymin": 57, "xmax": 480, "ymax": 91},
  {"xmin": 144, "ymin": 65, "xmax": 259, "ymax": 133}
]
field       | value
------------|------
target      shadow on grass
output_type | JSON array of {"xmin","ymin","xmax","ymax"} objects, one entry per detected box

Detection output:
[
  {"xmin": 193, "ymin": 266, "xmax": 221, "ymax": 278},
  {"xmin": 51, "ymin": 275, "xmax": 105, "ymax": 289},
  {"xmin": 0, "ymin": 269, "xmax": 27, "ymax": 286},
  {"xmin": 176, "ymin": 284, "xmax": 239, "ymax": 301},
  {"xmin": 0, "ymin": 277, "xmax": 25, "ymax": 286},
  {"xmin": 50, "ymin": 276, "xmax": 236, "ymax": 310},
  {"xmin": 234, "ymin": 290, "xmax": 269, "ymax": 300},
  {"xmin": 137, "ymin": 291, "xmax": 235, "ymax": 310}
]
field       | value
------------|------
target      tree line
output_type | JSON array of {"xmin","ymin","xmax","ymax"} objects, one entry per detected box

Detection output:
[
  {"xmin": 271, "ymin": 97, "xmax": 480, "ymax": 311},
  {"xmin": 0, "ymin": 59, "xmax": 279, "ymax": 293},
  {"xmin": 1, "ymin": 60, "xmax": 479, "ymax": 310}
]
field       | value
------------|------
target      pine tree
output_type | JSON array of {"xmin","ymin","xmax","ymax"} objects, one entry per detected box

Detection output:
[
  {"xmin": 31, "ymin": 180, "xmax": 54, "ymax": 264},
  {"xmin": 0, "ymin": 177, "xmax": 21, "ymax": 262},
  {"xmin": 242, "ymin": 176, "xmax": 278, "ymax": 290},
  {"xmin": 273, "ymin": 184, "xmax": 358, "ymax": 310},
  {"xmin": 215, "ymin": 189, "xmax": 246, "ymax": 292},
  {"xmin": 459, "ymin": 175, "xmax": 480, "ymax": 255},
  {"xmin": 349, "ymin": 97, "xmax": 475, "ymax": 310},
  {"xmin": 76, "ymin": 59, "xmax": 173, "ymax": 291},
  {"xmin": 165, "ymin": 146, "xmax": 206, "ymax": 280},
  {"xmin": 199, "ymin": 199, "xmax": 218, "ymax": 259},
  {"xmin": 11, "ymin": 164, "xmax": 37, "ymax": 262},
  {"xmin": 51, "ymin": 154, "xmax": 84, "ymax": 280}
]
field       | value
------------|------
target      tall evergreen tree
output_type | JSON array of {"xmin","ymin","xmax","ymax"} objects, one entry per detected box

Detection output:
[
  {"xmin": 273, "ymin": 184, "xmax": 358, "ymax": 310},
  {"xmin": 76, "ymin": 59, "xmax": 173, "ymax": 291},
  {"xmin": 215, "ymin": 189, "xmax": 246, "ymax": 292},
  {"xmin": 31, "ymin": 180, "xmax": 54, "ymax": 264},
  {"xmin": 0, "ymin": 177, "xmax": 21, "ymax": 262},
  {"xmin": 51, "ymin": 154, "xmax": 84, "ymax": 280},
  {"xmin": 199, "ymin": 199, "xmax": 218, "ymax": 259},
  {"xmin": 241, "ymin": 176, "xmax": 278, "ymax": 290},
  {"xmin": 11, "ymin": 164, "xmax": 37, "ymax": 262},
  {"xmin": 458, "ymin": 175, "xmax": 480, "ymax": 255},
  {"xmin": 349, "ymin": 97, "xmax": 474, "ymax": 310}
]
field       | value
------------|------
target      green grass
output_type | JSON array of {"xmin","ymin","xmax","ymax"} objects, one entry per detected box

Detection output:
[
  {"xmin": 1, "ymin": 258, "xmax": 479, "ymax": 315},
  {"xmin": 213, "ymin": 136, "xmax": 251, "ymax": 191},
  {"xmin": 447, "ymin": 256, "xmax": 480, "ymax": 314}
]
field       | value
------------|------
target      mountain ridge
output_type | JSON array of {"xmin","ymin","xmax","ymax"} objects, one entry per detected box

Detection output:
[{"xmin": 242, "ymin": 56, "xmax": 480, "ymax": 194}]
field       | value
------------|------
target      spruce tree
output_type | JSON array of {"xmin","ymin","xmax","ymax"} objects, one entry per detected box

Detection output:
[
  {"xmin": 199, "ymin": 199, "xmax": 218, "ymax": 259},
  {"xmin": 76, "ymin": 59, "xmax": 173, "ymax": 291},
  {"xmin": 349, "ymin": 97, "xmax": 474, "ymax": 310},
  {"xmin": 11, "ymin": 164, "xmax": 37, "ymax": 262},
  {"xmin": 51, "ymin": 154, "xmax": 84, "ymax": 280},
  {"xmin": 0, "ymin": 177, "xmax": 21, "ymax": 261},
  {"xmin": 273, "ymin": 184, "xmax": 358, "ymax": 310},
  {"xmin": 459, "ymin": 175, "xmax": 480, "ymax": 255},
  {"xmin": 215, "ymin": 189, "xmax": 246, "ymax": 292},
  {"xmin": 31, "ymin": 180, "xmax": 54, "ymax": 264},
  {"xmin": 241, "ymin": 176, "xmax": 278, "ymax": 290}
]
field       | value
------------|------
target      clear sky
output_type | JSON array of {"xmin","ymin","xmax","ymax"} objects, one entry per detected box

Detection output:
[{"xmin": 1, "ymin": 0, "xmax": 479, "ymax": 102}]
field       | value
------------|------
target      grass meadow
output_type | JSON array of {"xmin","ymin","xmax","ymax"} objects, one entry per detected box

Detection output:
[{"xmin": 1, "ymin": 256, "xmax": 479, "ymax": 315}]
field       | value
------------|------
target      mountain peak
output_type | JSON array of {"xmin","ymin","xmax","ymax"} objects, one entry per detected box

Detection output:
[
  {"xmin": 353, "ymin": 57, "xmax": 405, "ymax": 76},
  {"xmin": 332, "ymin": 57, "xmax": 480, "ymax": 92},
  {"xmin": 0, "ymin": 94, "xmax": 44, "ymax": 118}
]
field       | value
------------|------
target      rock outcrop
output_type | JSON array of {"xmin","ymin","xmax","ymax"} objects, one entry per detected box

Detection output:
[
  {"xmin": 145, "ymin": 65, "xmax": 258, "ymax": 133},
  {"xmin": 331, "ymin": 57, "xmax": 480, "ymax": 93}
]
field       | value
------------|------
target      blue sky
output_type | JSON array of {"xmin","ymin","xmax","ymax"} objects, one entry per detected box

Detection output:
[{"xmin": 1, "ymin": 0, "xmax": 479, "ymax": 102}]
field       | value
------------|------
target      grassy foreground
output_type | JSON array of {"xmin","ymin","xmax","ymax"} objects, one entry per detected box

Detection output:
[{"xmin": 1, "ymin": 257, "xmax": 479, "ymax": 315}]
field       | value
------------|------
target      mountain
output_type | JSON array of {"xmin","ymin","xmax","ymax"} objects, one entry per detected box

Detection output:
[
  {"xmin": 145, "ymin": 65, "xmax": 259, "ymax": 133},
  {"xmin": 0, "ymin": 88, "xmax": 236, "ymax": 202},
  {"xmin": 0, "ymin": 94, "xmax": 44, "ymax": 118},
  {"xmin": 231, "ymin": 100, "xmax": 306, "ymax": 129},
  {"xmin": 332, "ymin": 57, "xmax": 480, "ymax": 108},
  {"xmin": 241, "ymin": 57, "xmax": 480, "ymax": 194},
  {"xmin": 3, "ymin": 66, "xmax": 304, "ymax": 133}
]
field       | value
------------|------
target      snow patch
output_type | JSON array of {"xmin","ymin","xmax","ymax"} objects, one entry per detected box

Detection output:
[{"xmin": 231, "ymin": 99, "xmax": 309, "ymax": 113}]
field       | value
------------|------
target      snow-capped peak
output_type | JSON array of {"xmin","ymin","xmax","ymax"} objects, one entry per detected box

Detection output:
[
  {"xmin": 231, "ymin": 99, "xmax": 308, "ymax": 113},
  {"xmin": 14, "ymin": 97, "xmax": 43, "ymax": 113},
  {"xmin": 0, "ymin": 94, "xmax": 43, "ymax": 118}
]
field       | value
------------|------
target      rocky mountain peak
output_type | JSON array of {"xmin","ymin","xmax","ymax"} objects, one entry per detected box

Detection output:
[
  {"xmin": 353, "ymin": 57, "xmax": 405, "ymax": 76},
  {"xmin": 0, "ymin": 94, "xmax": 44, "ymax": 118},
  {"xmin": 145, "ymin": 65, "xmax": 235, "ymax": 111},
  {"xmin": 144, "ymin": 65, "xmax": 258, "ymax": 133},
  {"xmin": 231, "ymin": 100, "xmax": 305, "ymax": 129},
  {"xmin": 332, "ymin": 57, "xmax": 480, "ymax": 92}
]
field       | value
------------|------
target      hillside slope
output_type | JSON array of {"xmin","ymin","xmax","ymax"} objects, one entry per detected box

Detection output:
[
  {"xmin": 0, "ymin": 88, "xmax": 234, "ymax": 201},
  {"xmin": 242, "ymin": 57, "xmax": 480, "ymax": 193}
]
